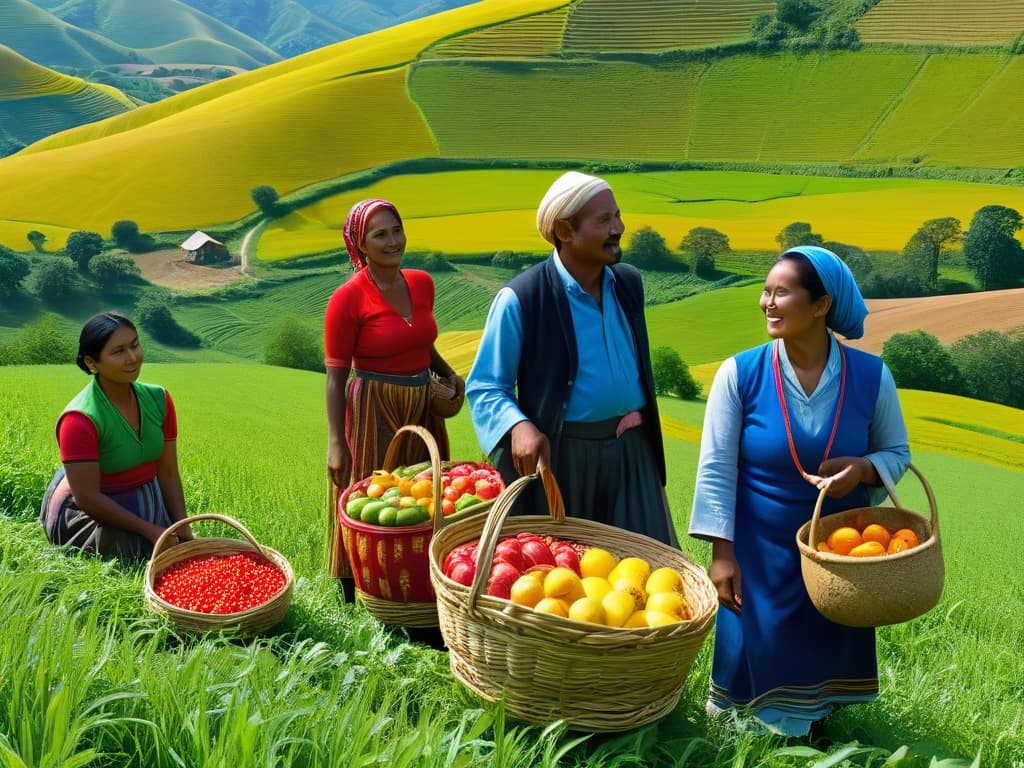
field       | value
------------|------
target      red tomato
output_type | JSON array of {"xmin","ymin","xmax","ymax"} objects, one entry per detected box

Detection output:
[
  {"xmin": 451, "ymin": 476, "xmax": 475, "ymax": 494},
  {"xmin": 443, "ymin": 485, "xmax": 461, "ymax": 503},
  {"xmin": 442, "ymin": 498, "xmax": 456, "ymax": 516}
]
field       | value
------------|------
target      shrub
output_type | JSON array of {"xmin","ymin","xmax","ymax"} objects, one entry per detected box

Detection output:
[
  {"xmin": 403, "ymin": 251, "xmax": 453, "ymax": 273},
  {"xmin": 881, "ymin": 331, "xmax": 962, "ymax": 395},
  {"xmin": 491, "ymin": 251, "xmax": 521, "ymax": 269},
  {"xmin": 263, "ymin": 317, "xmax": 323, "ymax": 372},
  {"xmin": 0, "ymin": 314, "xmax": 75, "ymax": 365},
  {"xmin": 90, "ymin": 252, "xmax": 142, "ymax": 289},
  {"xmin": 64, "ymin": 231, "xmax": 104, "ymax": 272},
  {"xmin": 32, "ymin": 257, "xmax": 78, "ymax": 301},
  {"xmin": 0, "ymin": 247, "xmax": 31, "ymax": 292},
  {"xmin": 651, "ymin": 346, "xmax": 700, "ymax": 399},
  {"xmin": 626, "ymin": 227, "xmax": 675, "ymax": 269},
  {"xmin": 135, "ymin": 295, "xmax": 201, "ymax": 348}
]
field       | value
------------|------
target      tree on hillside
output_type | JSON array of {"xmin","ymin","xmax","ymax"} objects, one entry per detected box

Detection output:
[
  {"xmin": 881, "ymin": 330, "xmax": 962, "ymax": 395},
  {"xmin": 250, "ymin": 185, "xmax": 281, "ymax": 217},
  {"xmin": 33, "ymin": 257, "xmax": 78, "ymax": 301},
  {"xmin": 111, "ymin": 220, "xmax": 140, "ymax": 250},
  {"xmin": 963, "ymin": 205, "xmax": 1024, "ymax": 290},
  {"xmin": 902, "ymin": 217, "xmax": 961, "ymax": 293},
  {"xmin": 65, "ymin": 231, "xmax": 104, "ymax": 272},
  {"xmin": 776, "ymin": 222, "xmax": 823, "ymax": 251},
  {"xmin": 776, "ymin": 0, "xmax": 821, "ymax": 32},
  {"xmin": 27, "ymin": 230, "xmax": 47, "ymax": 253},
  {"xmin": 625, "ymin": 227, "xmax": 675, "ymax": 269},
  {"xmin": 680, "ymin": 227, "xmax": 730, "ymax": 277},
  {"xmin": 822, "ymin": 240, "xmax": 873, "ymax": 285},
  {"xmin": 651, "ymin": 347, "xmax": 700, "ymax": 400},
  {"xmin": 91, "ymin": 252, "xmax": 142, "ymax": 289},
  {"xmin": 0, "ymin": 247, "xmax": 31, "ymax": 293},
  {"xmin": 949, "ymin": 330, "xmax": 1024, "ymax": 409},
  {"xmin": 263, "ymin": 316, "xmax": 323, "ymax": 372},
  {"xmin": 0, "ymin": 314, "xmax": 75, "ymax": 366},
  {"xmin": 491, "ymin": 251, "xmax": 521, "ymax": 269}
]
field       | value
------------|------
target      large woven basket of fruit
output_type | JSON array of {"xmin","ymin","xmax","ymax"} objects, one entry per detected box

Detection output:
[
  {"xmin": 428, "ymin": 465, "xmax": 718, "ymax": 733},
  {"xmin": 796, "ymin": 463, "xmax": 943, "ymax": 628},
  {"xmin": 338, "ymin": 425, "xmax": 504, "ymax": 627},
  {"xmin": 144, "ymin": 513, "xmax": 295, "ymax": 634}
]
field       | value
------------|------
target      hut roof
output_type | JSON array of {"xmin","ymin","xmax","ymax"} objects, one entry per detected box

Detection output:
[{"xmin": 180, "ymin": 231, "xmax": 224, "ymax": 250}]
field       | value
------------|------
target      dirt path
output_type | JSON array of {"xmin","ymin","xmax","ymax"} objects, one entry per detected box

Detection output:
[
  {"xmin": 133, "ymin": 249, "xmax": 245, "ymax": 291},
  {"xmin": 844, "ymin": 287, "xmax": 1024, "ymax": 354}
]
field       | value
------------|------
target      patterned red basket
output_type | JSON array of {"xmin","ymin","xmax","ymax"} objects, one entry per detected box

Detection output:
[{"xmin": 338, "ymin": 425, "xmax": 499, "ymax": 627}]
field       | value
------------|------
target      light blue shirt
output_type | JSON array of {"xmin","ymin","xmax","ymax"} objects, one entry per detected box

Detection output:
[
  {"xmin": 689, "ymin": 334, "xmax": 911, "ymax": 542},
  {"xmin": 467, "ymin": 251, "xmax": 647, "ymax": 455}
]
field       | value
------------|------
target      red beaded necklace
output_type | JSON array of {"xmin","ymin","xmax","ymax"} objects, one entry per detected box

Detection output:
[{"xmin": 772, "ymin": 339, "xmax": 846, "ymax": 483}]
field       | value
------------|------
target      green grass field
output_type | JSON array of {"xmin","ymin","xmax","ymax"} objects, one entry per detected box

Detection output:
[{"xmin": 0, "ymin": 363, "xmax": 1020, "ymax": 766}]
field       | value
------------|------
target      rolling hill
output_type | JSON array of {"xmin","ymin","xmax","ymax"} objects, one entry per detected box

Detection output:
[
  {"xmin": 1, "ymin": 0, "xmax": 1024, "ymax": 246},
  {"xmin": 0, "ymin": 44, "xmax": 136, "ymax": 155},
  {"xmin": 0, "ymin": 0, "xmax": 134, "ymax": 68}
]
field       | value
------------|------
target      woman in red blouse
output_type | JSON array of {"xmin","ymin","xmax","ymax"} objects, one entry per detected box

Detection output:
[{"xmin": 325, "ymin": 199, "xmax": 462, "ymax": 578}]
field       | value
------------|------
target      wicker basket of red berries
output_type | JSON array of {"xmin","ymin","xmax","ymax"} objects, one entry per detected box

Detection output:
[{"xmin": 144, "ymin": 514, "xmax": 295, "ymax": 634}]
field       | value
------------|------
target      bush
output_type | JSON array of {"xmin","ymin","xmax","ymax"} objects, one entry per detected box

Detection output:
[
  {"xmin": 135, "ymin": 295, "xmax": 201, "ymax": 348},
  {"xmin": 651, "ymin": 346, "xmax": 700, "ymax": 399},
  {"xmin": 491, "ymin": 251, "xmax": 521, "ymax": 269},
  {"xmin": 0, "ymin": 314, "xmax": 75, "ymax": 365},
  {"xmin": 90, "ymin": 252, "xmax": 142, "ymax": 289},
  {"xmin": 32, "ymin": 257, "xmax": 78, "ymax": 301},
  {"xmin": 64, "ymin": 231, "xmax": 104, "ymax": 272},
  {"xmin": 402, "ymin": 251, "xmax": 454, "ymax": 273},
  {"xmin": 626, "ymin": 227, "xmax": 675, "ymax": 269},
  {"xmin": 0, "ymin": 247, "xmax": 31, "ymax": 292},
  {"xmin": 881, "ymin": 331, "xmax": 962, "ymax": 395},
  {"xmin": 250, "ymin": 185, "xmax": 281, "ymax": 217},
  {"xmin": 949, "ymin": 330, "xmax": 1024, "ymax": 409},
  {"xmin": 263, "ymin": 317, "xmax": 323, "ymax": 372}
]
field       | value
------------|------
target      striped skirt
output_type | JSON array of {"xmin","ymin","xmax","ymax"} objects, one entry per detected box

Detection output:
[{"xmin": 39, "ymin": 467, "xmax": 171, "ymax": 562}]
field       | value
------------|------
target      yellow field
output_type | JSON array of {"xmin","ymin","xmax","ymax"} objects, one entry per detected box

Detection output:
[
  {"xmin": 856, "ymin": 0, "xmax": 1024, "ymax": 44},
  {"xmin": 426, "ymin": 6, "xmax": 569, "ymax": 58},
  {"xmin": 252, "ymin": 168, "xmax": 1024, "ymax": 261}
]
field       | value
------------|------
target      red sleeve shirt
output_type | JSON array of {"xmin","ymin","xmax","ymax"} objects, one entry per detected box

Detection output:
[
  {"xmin": 324, "ymin": 268, "xmax": 438, "ymax": 374},
  {"xmin": 58, "ymin": 390, "xmax": 178, "ymax": 492}
]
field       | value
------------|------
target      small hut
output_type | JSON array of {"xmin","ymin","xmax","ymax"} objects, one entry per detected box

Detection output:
[{"xmin": 181, "ymin": 231, "xmax": 229, "ymax": 264}]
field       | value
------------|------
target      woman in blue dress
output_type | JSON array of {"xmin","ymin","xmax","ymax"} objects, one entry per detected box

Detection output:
[{"xmin": 689, "ymin": 245, "xmax": 911, "ymax": 737}]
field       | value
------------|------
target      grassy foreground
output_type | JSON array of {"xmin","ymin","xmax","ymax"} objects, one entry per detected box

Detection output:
[{"xmin": 0, "ymin": 364, "xmax": 1020, "ymax": 767}]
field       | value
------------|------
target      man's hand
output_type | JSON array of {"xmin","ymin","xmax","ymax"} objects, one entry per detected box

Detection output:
[{"xmin": 510, "ymin": 421, "xmax": 550, "ymax": 477}]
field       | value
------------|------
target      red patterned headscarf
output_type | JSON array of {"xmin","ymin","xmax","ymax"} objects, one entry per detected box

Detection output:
[{"xmin": 342, "ymin": 198, "xmax": 402, "ymax": 271}]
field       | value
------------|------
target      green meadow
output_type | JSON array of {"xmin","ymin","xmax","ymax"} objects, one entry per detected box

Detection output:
[{"xmin": 1, "ymin": 363, "xmax": 1021, "ymax": 767}]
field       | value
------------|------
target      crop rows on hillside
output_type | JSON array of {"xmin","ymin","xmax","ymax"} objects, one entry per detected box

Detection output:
[
  {"xmin": 411, "ymin": 60, "xmax": 704, "ymax": 159},
  {"xmin": 0, "ymin": 49, "xmax": 79, "ymax": 99},
  {"xmin": 691, "ymin": 53, "xmax": 924, "ymax": 163},
  {"xmin": 425, "ymin": 8, "xmax": 569, "ymax": 59},
  {"xmin": 856, "ymin": 0, "xmax": 1024, "ymax": 44},
  {"xmin": 562, "ymin": 0, "xmax": 772, "ymax": 53},
  {"xmin": 0, "ymin": 91, "xmax": 132, "ymax": 147},
  {"xmin": 924, "ymin": 56, "xmax": 1024, "ymax": 168},
  {"xmin": 854, "ymin": 54, "xmax": 1004, "ymax": 162}
]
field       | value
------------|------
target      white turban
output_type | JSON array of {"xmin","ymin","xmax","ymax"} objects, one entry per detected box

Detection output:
[{"xmin": 536, "ymin": 171, "xmax": 611, "ymax": 245}]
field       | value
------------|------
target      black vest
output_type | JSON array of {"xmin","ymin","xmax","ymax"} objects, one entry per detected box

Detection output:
[{"xmin": 489, "ymin": 256, "xmax": 666, "ymax": 486}]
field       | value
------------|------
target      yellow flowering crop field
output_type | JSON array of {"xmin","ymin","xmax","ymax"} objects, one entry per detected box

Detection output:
[
  {"xmin": 254, "ymin": 168, "xmax": 1024, "ymax": 262},
  {"xmin": 425, "ymin": 6, "xmax": 570, "ymax": 59}
]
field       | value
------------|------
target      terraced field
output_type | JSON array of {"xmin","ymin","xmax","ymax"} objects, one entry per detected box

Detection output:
[
  {"xmin": 425, "ymin": 6, "xmax": 569, "ymax": 58},
  {"xmin": 563, "ymin": 0, "xmax": 773, "ymax": 52},
  {"xmin": 856, "ymin": 0, "xmax": 1024, "ymax": 44}
]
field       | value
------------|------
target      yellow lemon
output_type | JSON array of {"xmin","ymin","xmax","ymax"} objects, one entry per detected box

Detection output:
[
  {"xmin": 608, "ymin": 556, "xmax": 651, "ymax": 587},
  {"xmin": 601, "ymin": 590, "xmax": 637, "ymax": 628},
  {"xmin": 645, "ymin": 610, "xmax": 681, "ymax": 627},
  {"xmin": 645, "ymin": 567, "xmax": 685, "ymax": 596},
  {"xmin": 568, "ymin": 597, "xmax": 606, "ymax": 625},
  {"xmin": 623, "ymin": 610, "xmax": 649, "ymax": 628},
  {"xmin": 646, "ymin": 591, "xmax": 687, "ymax": 617},
  {"xmin": 509, "ymin": 575, "xmax": 545, "ymax": 608},
  {"xmin": 579, "ymin": 547, "xmax": 618, "ymax": 579},
  {"xmin": 543, "ymin": 567, "xmax": 585, "ymax": 603},
  {"xmin": 581, "ymin": 576, "xmax": 612, "ymax": 601},
  {"xmin": 533, "ymin": 597, "xmax": 569, "ymax": 618}
]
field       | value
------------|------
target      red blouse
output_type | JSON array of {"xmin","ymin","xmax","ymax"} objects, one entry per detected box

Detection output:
[
  {"xmin": 324, "ymin": 268, "xmax": 438, "ymax": 374},
  {"xmin": 58, "ymin": 390, "xmax": 178, "ymax": 492}
]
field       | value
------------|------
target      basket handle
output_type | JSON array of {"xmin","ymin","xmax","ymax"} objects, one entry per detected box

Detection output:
[
  {"xmin": 151, "ymin": 513, "xmax": 267, "ymax": 561},
  {"xmin": 808, "ymin": 462, "xmax": 938, "ymax": 549},
  {"xmin": 465, "ymin": 461, "xmax": 566, "ymax": 612},
  {"xmin": 381, "ymin": 424, "xmax": 445, "ymax": 535}
]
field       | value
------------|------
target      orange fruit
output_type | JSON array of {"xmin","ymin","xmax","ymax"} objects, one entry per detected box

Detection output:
[
  {"xmin": 860, "ymin": 523, "xmax": 891, "ymax": 550},
  {"xmin": 827, "ymin": 527, "xmax": 862, "ymax": 556},
  {"xmin": 887, "ymin": 528, "xmax": 920, "ymax": 553},
  {"xmin": 849, "ymin": 541, "xmax": 887, "ymax": 557},
  {"xmin": 816, "ymin": 541, "xmax": 832, "ymax": 553},
  {"xmin": 409, "ymin": 479, "xmax": 433, "ymax": 500},
  {"xmin": 579, "ymin": 547, "xmax": 618, "ymax": 579},
  {"xmin": 568, "ymin": 597, "xmax": 606, "ymax": 625},
  {"xmin": 509, "ymin": 575, "xmax": 545, "ymax": 608},
  {"xmin": 533, "ymin": 597, "xmax": 569, "ymax": 618}
]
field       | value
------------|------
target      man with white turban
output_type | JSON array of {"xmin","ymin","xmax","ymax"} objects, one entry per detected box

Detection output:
[{"xmin": 466, "ymin": 172, "xmax": 677, "ymax": 546}]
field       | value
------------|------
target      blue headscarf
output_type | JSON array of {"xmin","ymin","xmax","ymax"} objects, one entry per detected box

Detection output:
[{"xmin": 784, "ymin": 245, "xmax": 868, "ymax": 340}]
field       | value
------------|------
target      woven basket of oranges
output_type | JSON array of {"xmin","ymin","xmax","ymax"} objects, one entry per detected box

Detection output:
[{"xmin": 796, "ymin": 463, "xmax": 943, "ymax": 627}]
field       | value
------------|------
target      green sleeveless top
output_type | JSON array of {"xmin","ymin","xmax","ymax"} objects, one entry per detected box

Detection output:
[{"xmin": 59, "ymin": 378, "xmax": 168, "ymax": 474}]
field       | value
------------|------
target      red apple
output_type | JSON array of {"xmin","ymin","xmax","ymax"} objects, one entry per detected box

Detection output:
[
  {"xmin": 521, "ymin": 539, "xmax": 556, "ymax": 568},
  {"xmin": 475, "ymin": 479, "xmax": 500, "ymax": 500},
  {"xmin": 553, "ymin": 546, "xmax": 581, "ymax": 575},
  {"xmin": 494, "ymin": 538, "xmax": 525, "ymax": 571},
  {"xmin": 447, "ymin": 560, "xmax": 476, "ymax": 586}
]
